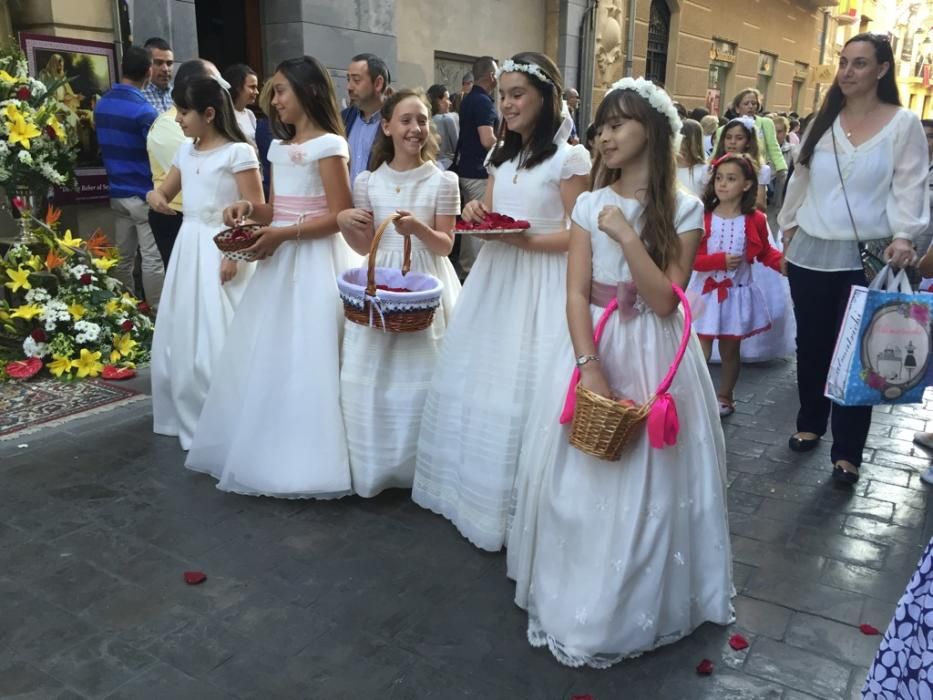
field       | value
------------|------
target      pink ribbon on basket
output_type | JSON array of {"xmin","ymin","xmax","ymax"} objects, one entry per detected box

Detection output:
[{"xmin": 558, "ymin": 284, "xmax": 693, "ymax": 451}]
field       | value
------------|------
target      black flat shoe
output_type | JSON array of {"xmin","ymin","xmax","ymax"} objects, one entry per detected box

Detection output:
[
  {"xmin": 831, "ymin": 463, "xmax": 860, "ymax": 485},
  {"xmin": 788, "ymin": 434, "xmax": 820, "ymax": 452}
]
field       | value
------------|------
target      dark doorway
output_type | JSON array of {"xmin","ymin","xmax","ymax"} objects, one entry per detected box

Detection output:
[
  {"xmin": 195, "ymin": 0, "xmax": 263, "ymax": 77},
  {"xmin": 646, "ymin": 0, "xmax": 670, "ymax": 86}
]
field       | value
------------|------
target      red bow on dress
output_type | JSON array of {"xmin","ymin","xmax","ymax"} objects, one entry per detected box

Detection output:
[{"xmin": 702, "ymin": 276, "xmax": 733, "ymax": 302}]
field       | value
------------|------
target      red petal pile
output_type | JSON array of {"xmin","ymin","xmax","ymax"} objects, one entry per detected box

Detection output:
[
  {"xmin": 455, "ymin": 212, "xmax": 531, "ymax": 232},
  {"xmin": 183, "ymin": 571, "xmax": 207, "ymax": 585},
  {"xmin": 571, "ymin": 695, "xmax": 594, "ymax": 700},
  {"xmin": 375, "ymin": 285, "xmax": 412, "ymax": 293},
  {"xmin": 5, "ymin": 358, "xmax": 42, "ymax": 379},
  {"xmin": 728, "ymin": 633, "xmax": 749, "ymax": 651},
  {"xmin": 102, "ymin": 365, "xmax": 137, "ymax": 381},
  {"xmin": 859, "ymin": 624, "xmax": 881, "ymax": 636},
  {"xmin": 696, "ymin": 659, "xmax": 714, "ymax": 675}
]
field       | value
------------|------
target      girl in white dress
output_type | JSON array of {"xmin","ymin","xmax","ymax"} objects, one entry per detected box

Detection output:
[
  {"xmin": 412, "ymin": 52, "xmax": 591, "ymax": 551},
  {"xmin": 676, "ymin": 118, "xmax": 707, "ymax": 197},
  {"xmin": 688, "ymin": 153, "xmax": 784, "ymax": 416},
  {"xmin": 508, "ymin": 77, "xmax": 733, "ymax": 669},
  {"xmin": 148, "ymin": 76, "xmax": 263, "ymax": 450},
  {"xmin": 337, "ymin": 89, "xmax": 461, "ymax": 497},
  {"xmin": 710, "ymin": 116, "xmax": 796, "ymax": 363},
  {"xmin": 185, "ymin": 56, "xmax": 356, "ymax": 498}
]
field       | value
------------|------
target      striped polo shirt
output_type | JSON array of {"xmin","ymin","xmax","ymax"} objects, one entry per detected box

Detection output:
[{"xmin": 94, "ymin": 83, "xmax": 159, "ymax": 200}]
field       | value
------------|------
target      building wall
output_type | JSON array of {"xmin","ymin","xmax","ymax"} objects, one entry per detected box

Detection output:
[
  {"xmin": 395, "ymin": 0, "xmax": 548, "ymax": 90},
  {"xmin": 11, "ymin": 0, "xmax": 114, "ymax": 43}
]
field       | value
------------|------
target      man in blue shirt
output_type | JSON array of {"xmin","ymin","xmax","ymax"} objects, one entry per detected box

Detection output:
[
  {"xmin": 95, "ymin": 45, "xmax": 163, "ymax": 309},
  {"xmin": 452, "ymin": 55, "xmax": 498, "ymax": 275},
  {"xmin": 141, "ymin": 37, "xmax": 174, "ymax": 113},
  {"xmin": 342, "ymin": 53, "xmax": 390, "ymax": 185}
]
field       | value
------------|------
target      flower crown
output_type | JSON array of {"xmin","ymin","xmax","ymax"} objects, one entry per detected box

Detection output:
[
  {"xmin": 727, "ymin": 115, "xmax": 757, "ymax": 133},
  {"xmin": 496, "ymin": 60, "xmax": 554, "ymax": 87},
  {"xmin": 607, "ymin": 77, "xmax": 682, "ymax": 150}
]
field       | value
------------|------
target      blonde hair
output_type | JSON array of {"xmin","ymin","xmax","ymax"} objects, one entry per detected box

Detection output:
[
  {"xmin": 770, "ymin": 114, "xmax": 789, "ymax": 138},
  {"xmin": 700, "ymin": 115, "xmax": 718, "ymax": 135},
  {"xmin": 368, "ymin": 89, "xmax": 438, "ymax": 170},
  {"xmin": 679, "ymin": 119, "xmax": 705, "ymax": 168}
]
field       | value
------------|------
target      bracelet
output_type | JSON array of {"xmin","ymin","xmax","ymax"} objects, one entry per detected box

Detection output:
[
  {"xmin": 296, "ymin": 213, "xmax": 305, "ymax": 242},
  {"xmin": 575, "ymin": 354, "xmax": 600, "ymax": 368}
]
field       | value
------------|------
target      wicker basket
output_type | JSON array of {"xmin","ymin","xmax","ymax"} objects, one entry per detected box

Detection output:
[
  {"xmin": 213, "ymin": 223, "xmax": 263, "ymax": 262},
  {"xmin": 337, "ymin": 214, "xmax": 444, "ymax": 333},
  {"xmin": 563, "ymin": 284, "xmax": 693, "ymax": 461}
]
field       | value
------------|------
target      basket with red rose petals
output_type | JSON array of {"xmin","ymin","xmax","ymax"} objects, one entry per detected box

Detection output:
[
  {"xmin": 455, "ymin": 212, "xmax": 531, "ymax": 235},
  {"xmin": 213, "ymin": 223, "xmax": 263, "ymax": 262},
  {"xmin": 337, "ymin": 214, "xmax": 443, "ymax": 333}
]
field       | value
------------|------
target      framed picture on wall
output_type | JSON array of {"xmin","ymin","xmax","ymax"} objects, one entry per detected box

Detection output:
[{"xmin": 20, "ymin": 32, "xmax": 117, "ymax": 204}]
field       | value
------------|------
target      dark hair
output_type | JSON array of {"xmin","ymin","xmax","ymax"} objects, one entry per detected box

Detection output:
[
  {"xmin": 672, "ymin": 101, "xmax": 687, "ymax": 119},
  {"xmin": 591, "ymin": 85, "xmax": 681, "ymax": 272},
  {"xmin": 173, "ymin": 59, "xmax": 212, "ymax": 94},
  {"xmin": 789, "ymin": 118, "xmax": 800, "ymax": 130},
  {"xmin": 798, "ymin": 33, "xmax": 900, "ymax": 167},
  {"xmin": 711, "ymin": 117, "xmax": 761, "ymax": 163},
  {"xmin": 350, "ymin": 53, "xmax": 391, "ymax": 92},
  {"xmin": 472, "ymin": 56, "xmax": 496, "ymax": 81},
  {"xmin": 121, "ymin": 46, "xmax": 151, "ymax": 82},
  {"xmin": 688, "ymin": 107, "xmax": 709, "ymax": 122},
  {"xmin": 223, "ymin": 63, "xmax": 258, "ymax": 104},
  {"xmin": 426, "ymin": 84, "xmax": 449, "ymax": 116},
  {"xmin": 271, "ymin": 56, "xmax": 343, "ymax": 140},
  {"xmin": 462, "ymin": 72, "xmax": 474, "ymax": 84},
  {"xmin": 584, "ymin": 121, "xmax": 597, "ymax": 149},
  {"xmin": 450, "ymin": 92, "xmax": 463, "ymax": 113},
  {"xmin": 369, "ymin": 89, "xmax": 438, "ymax": 170},
  {"xmin": 172, "ymin": 77, "xmax": 247, "ymax": 144},
  {"xmin": 143, "ymin": 37, "xmax": 171, "ymax": 52},
  {"xmin": 923, "ymin": 119, "xmax": 933, "ymax": 130},
  {"xmin": 488, "ymin": 51, "xmax": 563, "ymax": 171},
  {"xmin": 702, "ymin": 152, "xmax": 759, "ymax": 214}
]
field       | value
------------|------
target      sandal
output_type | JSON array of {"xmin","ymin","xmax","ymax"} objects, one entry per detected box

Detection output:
[
  {"xmin": 831, "ymin": 461, "xmax": 859, "ymax": 485},
  {"xmin": 717, "ymin": 395, "xmax": 735, "ymax": 417}
]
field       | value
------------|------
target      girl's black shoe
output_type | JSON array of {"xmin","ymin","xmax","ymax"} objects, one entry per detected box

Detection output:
[{"xmin": 788, "ymin": 434, "xmax": 820, "ymax": 452}]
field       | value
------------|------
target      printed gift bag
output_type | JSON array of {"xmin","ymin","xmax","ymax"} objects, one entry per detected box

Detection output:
[{"xmin": 825, "ymin": 266, "xmax": 933, "ymax": 406}]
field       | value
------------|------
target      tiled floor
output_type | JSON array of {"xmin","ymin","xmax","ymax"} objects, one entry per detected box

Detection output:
[{"xmin": 1, "ymin": 359, "xmax": 930, "ymax": 699}]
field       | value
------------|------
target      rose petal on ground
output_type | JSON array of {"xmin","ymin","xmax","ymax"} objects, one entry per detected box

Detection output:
[
  {"xmin": 859, "ymin": 623, "xmax": 881, "ymax": 635},
  {"xmin": 102, "ymin": 365, "xmax": 137, "ymax": 381},
  {"xmin": 183, "ymin": 571, "xmax": 207, "ymax": 585},
  {"xmin": 729, "ymin": 633, "xmax": 749, "ymax": 650},
  {"xmin": 696, "ymin": 659, "xmax": 714, "ymax": 675}
]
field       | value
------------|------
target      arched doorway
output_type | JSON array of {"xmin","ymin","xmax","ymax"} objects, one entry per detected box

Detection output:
[
  {"xmin": 646, "ymin": 0, "xmax": 670, "ymax": 86},
  {"xmin": 195, "ymin": 0, "xmax": 263, "ymax": 77}
]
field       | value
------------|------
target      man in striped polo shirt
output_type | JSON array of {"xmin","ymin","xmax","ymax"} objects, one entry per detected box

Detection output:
[{"xmin": 94, "ymin": 45, "xmax": 163, "ymax": 310}]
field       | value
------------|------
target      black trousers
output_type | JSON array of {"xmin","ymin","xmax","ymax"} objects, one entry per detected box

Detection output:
[
  {"xmin": 787, "ymin": 263, "xmax": 873, "ymax": 466},
  {"xmin": 148, "ymin": 209, "xmax": 183, "ymax": 268}
]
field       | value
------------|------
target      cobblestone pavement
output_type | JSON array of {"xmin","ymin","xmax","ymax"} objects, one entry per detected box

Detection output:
[{"xmin": 1, "ymin": 359, "xmax": 931, "ymax": 700}]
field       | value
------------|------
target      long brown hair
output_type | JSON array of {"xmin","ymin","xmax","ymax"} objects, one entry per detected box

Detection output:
[
  {"xmin": 679, "ymin": 118, "xmax": 704, "ymax": 167},
  {"xmin": 702, "ymin": 153, "xmax": 759, "ymax": 214},
  {"xmin": 591, "ymin": 87, "xmax": 680, "ymax": 272},
  {"xmin": 368, "ymin": 89, "xmax": 438, "ymax": 171},
  {"xmin": 710, "ymin": 118, "xmax": 761, "ymax": 164},
  {"xmin": 270, "ymin": 56, "xmax": 344, "ymax": 140}
]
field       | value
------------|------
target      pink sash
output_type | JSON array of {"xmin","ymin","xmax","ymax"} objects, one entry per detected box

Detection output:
[{"xmin": 273, "ymin": 194, "xmax": 330, "ymax": 224}]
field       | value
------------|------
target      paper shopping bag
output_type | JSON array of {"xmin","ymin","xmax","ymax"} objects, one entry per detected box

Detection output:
[{"xmin": 825, "ymin": 266, "xmax": 933, "ymax": 406}]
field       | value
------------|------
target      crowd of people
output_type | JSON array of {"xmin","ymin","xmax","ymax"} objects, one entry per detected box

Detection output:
[{"xmin": 90, "ymin": 34, "xmax": 932, "ymax": 690}]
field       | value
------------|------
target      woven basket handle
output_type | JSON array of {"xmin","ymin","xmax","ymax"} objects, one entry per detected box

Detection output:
[{"xmin": 365, "ymin": 213, "xmax": 407, "ymax": 297}]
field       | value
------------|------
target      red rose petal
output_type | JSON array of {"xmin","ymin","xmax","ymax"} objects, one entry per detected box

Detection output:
[
  {"xmin": 729, "ymin": 633, "xmax": 749, "ymax": 650},
  {"xmin": 859, "ymin": 624, "xmax": 881, "ymax": 635},
  {"xmin": 696, "ymin": 659, "xmax": 714, "ymax": 675},
  {"xmin": 571, "ymin": 696, "xmax": 594, "ymax": 700},
  {"xmin": 102, "ymin": 365, "xmax": 137, "ymax": 381},
  {"xmin": 5, "ymin": 358, "xmax": 42, "ymax": 379},
  {"xmin": 183, "ymin": 571, "xmax": 207, "ymax": 585}
]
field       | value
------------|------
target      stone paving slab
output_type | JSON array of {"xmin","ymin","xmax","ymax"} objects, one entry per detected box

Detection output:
[{"xmin": 0, "ymin": 359, "xmax": 931, "ymax": 699}]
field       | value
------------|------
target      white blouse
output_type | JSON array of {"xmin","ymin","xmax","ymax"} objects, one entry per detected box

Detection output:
[
  {"xmin": 778, "ymin": 108, "xmax": 929, "ymax": 243},
  {"xmin": 677, "ymin": 164, "xmax": 708, "ymax": 197}
]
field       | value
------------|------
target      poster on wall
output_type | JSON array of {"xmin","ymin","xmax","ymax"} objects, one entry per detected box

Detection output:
[{"xmin": 20, "ymin": 33, "xmax": 116, "ymax": 204}]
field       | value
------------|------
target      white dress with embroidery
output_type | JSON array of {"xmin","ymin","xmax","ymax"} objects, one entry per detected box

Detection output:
[
  {"xmin": 185, "ymin": 135, "xmax": 359, "ymax": 498},
  {"xmin": 341, "ymin": 162, "xmax": 461, "ymax": 497},
  {"xmin": 412, "ymin": 141, "xmax": 592, "ymax": 552},
  {"xmin": 689, "ymin": 213, "xmax": 773, "ymax": 340},
  {"xmin": 508, "ymin": 187, "xmax": 734, "ymax": 669},
  {"xmin": 151, "ymin": 141, "xmax": 257, "ymax": 450}
]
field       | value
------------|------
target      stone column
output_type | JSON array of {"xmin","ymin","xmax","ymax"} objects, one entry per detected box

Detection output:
[{"xmin": 556, "ymin": 0, "xmax": 589, "ymax": 90}]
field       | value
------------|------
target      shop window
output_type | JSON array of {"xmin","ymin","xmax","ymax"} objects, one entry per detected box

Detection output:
[{"xmin": 707, "ymin": 39, "xmax": 737, "ymax": 116}]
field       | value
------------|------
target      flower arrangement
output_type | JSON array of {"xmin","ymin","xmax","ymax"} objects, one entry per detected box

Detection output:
[
  {"xmin": 0, "ymin": 207, "xmax": 153, "ymax": 381},
  {"xmin": 0, "ymin": 44, "xmax": 77, "ymax": 194}
]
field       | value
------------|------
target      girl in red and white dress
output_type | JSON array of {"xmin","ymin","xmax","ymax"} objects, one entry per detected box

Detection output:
[{"xmin": 689, "ymin": 152, "xmax": 784, "ymax": 416}]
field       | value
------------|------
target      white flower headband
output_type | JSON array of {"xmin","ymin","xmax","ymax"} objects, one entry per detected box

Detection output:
[
  {"xmin": 728, "ymin": 115, "xmax": 757, "ymax": 133},
  {"xmin": 607, "ymin": 77, "xmax": 683, "ymax": 150},
  {"xmin": 496, "ymin": 60, "xmax": 554, "ymax": 87}
]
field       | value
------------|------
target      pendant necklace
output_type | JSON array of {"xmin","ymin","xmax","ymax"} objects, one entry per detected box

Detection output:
[{"xmin": 513, "ymin": 149, "xmax": 529, "ymax": 184}]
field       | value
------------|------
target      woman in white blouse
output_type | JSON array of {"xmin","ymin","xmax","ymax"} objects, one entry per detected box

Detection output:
[
  {"xmin": 778, "ymin": 33, "xmax": 929, "ymax": 485},
  {"xmin": 222, "ymin": 63, "xmax": 259, "ymax": 146}
]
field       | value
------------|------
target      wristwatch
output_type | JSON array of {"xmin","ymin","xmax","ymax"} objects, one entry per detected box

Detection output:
[{"xmin": 575, "ymin": 354, "xmax": 600, "ymax": 368}]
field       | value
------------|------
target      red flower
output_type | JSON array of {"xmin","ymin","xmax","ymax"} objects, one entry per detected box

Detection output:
[
  {"xmin": 11, "ymin": 196, "xmax": 24, "ymax": 211},
  {"xmin": 120, "ymin": 319, "xmax": 133, "ymax": 332},
  {"xmin": 183, "ymin": 571, "xmax": 207, "ymax": 585},
  {"xmin": 30, "ymin": 328, "xmax": 47, "ymax": 343},
  {"xmin": 137, "ymin": 301, "xmax": 152, "ymax": 315},
  {"xmin": 16, "ymin": 86, "xmax": 30, "ymax": 100},
  {"xmin": 5, "ymin": 358, "xmax": 42, "ymax": 379},
  {"xmin": 79, "ymin": 273, "xmax": 92, "ymax": 285},
  {"xmin": 102, "ymin": 365, "xmax": 136, "ymax": 381},
  {"xmin": 696, "ymin": 659, "xmax": 714, "ymax": 675},
  {"xmin": 44, "ymin": 125, "xmax": 56, "ymax": 140},
  {"xmin": 728, "ymin": 633, "xmax": 749, "ymax": 651},
  {"xmin": 859, "ymin": 624, "xmax": 881, "ymax": 635}
]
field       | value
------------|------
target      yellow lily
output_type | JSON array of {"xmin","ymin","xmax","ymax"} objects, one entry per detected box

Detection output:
[
  {"xmin": 6, "ymin": 111, "xmax": 40, "ymax": 149},
  {"xmin": 4, "ymin": 266, "xmax": 31, "ymax": 292},
  {"xmin": 91, "ymin": 256, "xmax": 118, "ymax": 272},
  {"xmin": 67, "ymin": 302, "xmax": 86, "ymax": 320},
  {"xmin": 25, "ymin": 255, "xmax": 42, "ymax": 271},
  {"xmin": 103, "ymin": 299, "xmax": 120, "ymax": 316},
  {"xmin": 47, "ymin": 354, "xmax": 75, "ymax": 378},
  {"xmin": 110, "ymin": 332, "xmax": 137, "ymax": 359},
  {"xmin": 74, "ymin": 348, "xmax": 104, "ymax": 378},
  {"xmin": 0, "ymin": 70, "xmax": 15, "ymax": 84},
  {"xmin": 58, "ymin": 229, "xmax": 84, "ymax": 251},
  {"xmin": 46, "ymin": 115, "xmax": 65, "ymax": 140},
  {"xmin": 10, "ymin": 303, "xmax": 42, "ymax": 320}
]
